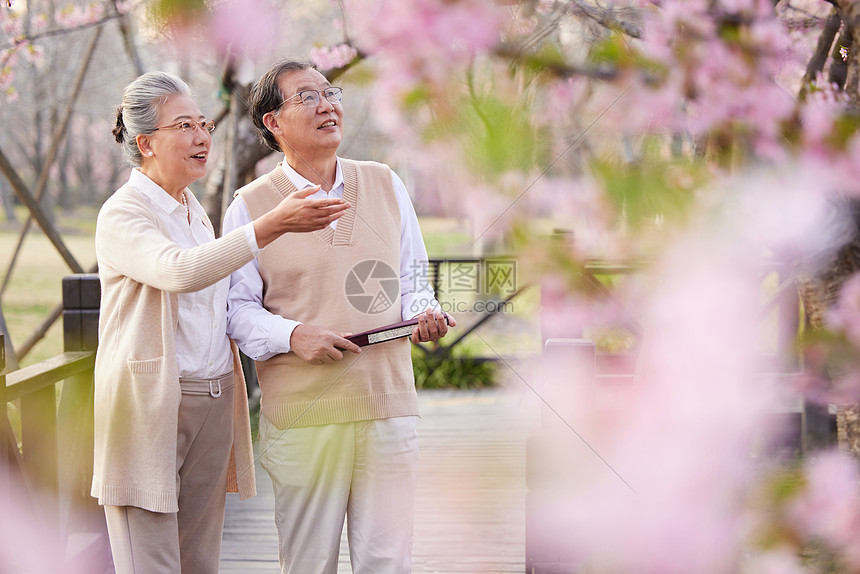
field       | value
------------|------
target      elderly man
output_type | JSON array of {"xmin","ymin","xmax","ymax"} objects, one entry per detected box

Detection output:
[{"xmin": 223, "ymin": 59, "xmax": 454, "ymax": 574}]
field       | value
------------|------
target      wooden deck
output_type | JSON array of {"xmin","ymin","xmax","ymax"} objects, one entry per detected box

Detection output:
[{"xmin": 219, "ymin": 388, "xmax": 534, "ymax": 573}]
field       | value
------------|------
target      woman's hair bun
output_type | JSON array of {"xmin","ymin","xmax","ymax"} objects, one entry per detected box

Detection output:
[{"xmin": 112, "ymin": 106, "xmax": 125, "ymax": 144}]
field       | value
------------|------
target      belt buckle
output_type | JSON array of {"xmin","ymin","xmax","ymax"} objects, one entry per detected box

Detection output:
[{"xmin": 209, "ymin": 379, "xmax": 222, "ymax": 398}]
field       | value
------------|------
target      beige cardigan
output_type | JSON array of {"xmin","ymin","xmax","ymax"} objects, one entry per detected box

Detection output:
[{"xmin": 91, "ymin": 177, "xmax": 256, "ymax": 512}]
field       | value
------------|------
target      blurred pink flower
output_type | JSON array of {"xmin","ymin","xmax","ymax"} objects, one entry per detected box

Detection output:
[
  {"xmin": 310, "ymin": 43, "xmax": 358, "ymax": 71},
  {"xmin": 1, "ymin": 11, "xmax": 21, "ymax": 35},
  {"xmin": 537, "ymin": 77, "xmax": 586, "ymax": 124},
  {"xmin": 636, "ymin": 0, "xmax": 799, "ymax": 151},
  {"xmin": 0, "ymin": 472, "xmax": 90, "ymax": 574},
  {"xmin": 22, "ymin": 42, "xmax": 43, "ymax": 64},
  {"xmin": 789, "ymin": 450, "xmax": 860, "ymax": 566},
  {"xmin": 114, "ymin": 0, "xmax": 133, "ymax": 15},
  {"xmin": 800, "ymin": 84, "xmax": 847, "ymax": 148},
  {"xmin": 459, "ymin": 181, "xmax": 518, "ymax": 246},
  {"xmin": 827, "ymin": 274, "xmax": 860, "ymax": 348},
  {"xmin": 740, "ymin": 546, "xmax": 807, "ymax": 574},
  {"xmin": 715, "ymin": 0, "xmax": 770, "ymax": 14},
  {"xmin": 55, "ymin": 3, "xmax": 103, "ymax": 28},
  {"xmin": 538, "ymin": 273, "xmax": 596, "ymax": 342},
  {"xmin": 0, "ymin": 56, "xmax": 14, "ymax": 90},
  {"xmin": 209, "ymin": 0, "xmax": 281, "ymax": 59},
  {"xmin": 845, "ymin": 135, "xmax": 860, "ymax": 196},
  {"xmin": 528, "ymin": 196, "xmax": 795, "ymax": 572},
  {"xmin": 346, "ymin": 0, "xmax": 505, "ymax": 90}
]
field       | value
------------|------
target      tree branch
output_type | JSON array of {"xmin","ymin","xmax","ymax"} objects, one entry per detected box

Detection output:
[
  {"xmin": 1, "ymin": 26, "xmax": 102, "ymax": 297},
  {"xmin": 0, "ymin": 12, "xmax": 122, "ymax": 52},
  {"xmin": 831, "ymin": 0, "xmax": 860, "ymax": 107},
  {"xmin": 0, "ymin": 148, "xmax": 84, "ymax": 274},
  {"xmin": 566, "ymin": 0, "xmax": 642, "ymax": 39},
  {"xmin": 799, "ymin": 8, "xmax": 841, "ymax": 99}
]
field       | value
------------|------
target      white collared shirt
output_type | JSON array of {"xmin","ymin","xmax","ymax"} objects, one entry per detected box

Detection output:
[
  {"xmin": 223, "ymin": 157, "xmax": 439, "ymax": 360},
  {"xmin": 129, "ymin": 168, "xmax": 235, "ymax": 378}
]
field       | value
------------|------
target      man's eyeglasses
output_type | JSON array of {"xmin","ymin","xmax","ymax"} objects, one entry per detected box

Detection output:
[
  {"xmin": 153, "ymin": 120, "xmax": 216, "ymax": 134},
  {"xmin": 279, "ymin": 87, "xmax": 343, "ymax": 109}
]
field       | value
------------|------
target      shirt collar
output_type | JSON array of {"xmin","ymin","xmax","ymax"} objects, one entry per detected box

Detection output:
[
  {"xmin": 280, "ymin": 157, "xmax": 343, "ymax": 192},
  {"xmin": 129, "ymin": 168, "xmax": 189, "ymax": 216}
]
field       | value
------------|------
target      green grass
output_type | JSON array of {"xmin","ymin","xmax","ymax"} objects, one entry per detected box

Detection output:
[
  {"xmin": 418, "ymin": 217, "xmax": 475, "ymax": 257},
  {"xmin": 0, "ymin": 208, "xmax": 536, "ymax": 372},
  {"xmin": 1, "ymin": 225, "xmax": 96, "ymax": 367}
]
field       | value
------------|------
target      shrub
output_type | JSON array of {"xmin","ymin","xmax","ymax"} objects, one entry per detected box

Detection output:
[{"xmin": 411, "ymin": 345, "xmax": 497, "ymax": 389}]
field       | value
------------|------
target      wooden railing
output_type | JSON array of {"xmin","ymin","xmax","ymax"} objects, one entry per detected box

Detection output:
[
  {"xmin": 422, "ymin": 257, "xmax": 529, "ymax": 359},
  {"xmin": 1, "ymin": 274, "xmax": 109, "ymax": 572},
  {"xmin": 0, "ymin": 261, "xmax": 822, "ymax": 573}
]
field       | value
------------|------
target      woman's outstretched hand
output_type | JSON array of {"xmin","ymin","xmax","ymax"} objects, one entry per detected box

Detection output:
[{"xmin": 254, "ymin": 185, "xmax": 350, "ymax": 248}]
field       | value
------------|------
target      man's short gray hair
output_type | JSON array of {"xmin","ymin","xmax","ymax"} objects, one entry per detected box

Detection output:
[{"xmin": 249, "ymin": 60, "xmax": 317, "ymax": 153}]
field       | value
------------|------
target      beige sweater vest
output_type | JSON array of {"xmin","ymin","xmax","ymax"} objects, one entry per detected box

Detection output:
[{"xmin": 238, "ymin": 160, "xmax": 417, "ymax": 429}]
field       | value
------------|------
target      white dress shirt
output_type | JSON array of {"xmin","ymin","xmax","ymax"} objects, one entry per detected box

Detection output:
[
  {"xmin": 131, "ymin": 169, "xmax": 257, "ymax": 378},
  {"xmin": 223, "ymin": 157, "xmax": 439, "ymax": 361}
]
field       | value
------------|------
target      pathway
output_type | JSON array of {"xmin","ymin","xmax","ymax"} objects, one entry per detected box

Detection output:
[{"xmin": 219, "ymin": 388, "xmax": 535, "ymax": 573}]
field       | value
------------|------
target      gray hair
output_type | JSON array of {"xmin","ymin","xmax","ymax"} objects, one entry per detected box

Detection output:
[
  {"xmin": 249, "ymin": 60, "xmax": 316, "ymax": 153},
  {"xmin": 112, "ymin": 71, "xmax": 191, "ymax": 166}
]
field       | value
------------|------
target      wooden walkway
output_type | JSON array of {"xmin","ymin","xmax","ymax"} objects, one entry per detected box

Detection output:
[{"xmin": 219, "ymin": 388, "xmax": 535, "ymax": 573}]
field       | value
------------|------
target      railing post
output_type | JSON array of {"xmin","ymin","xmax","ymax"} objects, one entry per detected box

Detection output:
[
  {"xmin": 525, "ymin": 338, "xmax": 594, "ymax": 574},
  {"xmin": 19, "ymin": 369, "xmax": 59, "ymax": 497},
  {"xmin": 57, "ymin": 273, "xmax": 101, "ymax": 512},
  {"xmin": 62, "ymin": 273, "xmax": 101, "ymax": 352},
  {"xmin": 1, "ymin": 332, "xmax": 7, "ymax": 491},
  {"xmin": 58, "ymin": 274, "xmax": 101, "ymax": 537}
]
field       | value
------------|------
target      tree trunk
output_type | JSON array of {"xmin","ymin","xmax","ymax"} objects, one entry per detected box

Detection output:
[
  {"xmin": 793, "ymin": 0, "xmax": 860, "ymax": 457},
  {"xmin": 202, "ymin": 93, "xmax": 272, "ymax": 235},
  {"xmin": 0, "ymin": 178, "xmax": 17, "ymax": 224},
  {"xmin": 794, "ymin": 202, "xmax": 860, "ymax": 455}
]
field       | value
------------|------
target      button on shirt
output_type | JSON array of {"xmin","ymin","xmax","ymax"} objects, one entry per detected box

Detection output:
[
  {"xmin": 131, "ymin": 169, "xmax": 239, "ymax": 378},
  {"xmin": 223, "ymin": 158, "xmax": 440, "ymax": 361}
]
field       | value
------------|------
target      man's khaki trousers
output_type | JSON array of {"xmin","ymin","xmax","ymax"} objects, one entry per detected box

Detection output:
[{"xmin": 259, "ymin": 414, "xmax": 419, "ymax": 574}]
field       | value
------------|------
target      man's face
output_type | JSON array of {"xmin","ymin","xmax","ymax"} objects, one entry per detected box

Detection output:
[{"xmin": 270, "ymin": 68, "xmax": 343, "ymax": 158}]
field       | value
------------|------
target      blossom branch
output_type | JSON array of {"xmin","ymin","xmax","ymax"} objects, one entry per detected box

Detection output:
[
  {"xmin": 799, "ymin": 8, "xmax": 842, "ymax": 100},
  {"xmin": 831, "ymin": 0, "xmax": 860, "ymax": 107},
  {"xmin": 495, "ymin": 43, "xmax": 620, "ymax": 81},
  {"xmin": 566, "ymin": 0, "xmax": 643, "ymax": 39},
  {"xmin": 0, "ymin": 12, "xmax": 122, "ymax": 52}
]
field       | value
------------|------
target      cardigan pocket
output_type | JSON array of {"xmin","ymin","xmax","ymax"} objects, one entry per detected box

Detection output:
[{"xmin": 127, "ymin": 355, "xmax": 164, "ymax": 374}]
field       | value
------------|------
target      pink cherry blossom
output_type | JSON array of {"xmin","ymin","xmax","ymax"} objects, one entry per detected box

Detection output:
[
  {"xmin": 209, "ymin": 0, "xmax": 281, "ymax": 59},
  {"xmin": 800, "ymin": 85, "xmax": 847, "ymax": 150},
  {"xmin": 827, "ymin": 274, "xmax": 860, "ymax": 348},
  {"xmin": 788, "ymin": 450, "xmax": 860, "ymax": 567},
  {"xmin": 310, "ymin": 43, "xmax": 358, "ymax": 71},
  {"xmin": 54, "ymin": 3, "xmax": 104, "ymax": 28},
  {"xmin": 345, "ymin": 0, "xmax": 505, "ymax": 91},
  {"xmin": 0, "ymin": 469, "xmax": 93, "ymax": 574},
  {"xmin": 740, "ymin": 547, "xmax": 808, "ymax": 574}
]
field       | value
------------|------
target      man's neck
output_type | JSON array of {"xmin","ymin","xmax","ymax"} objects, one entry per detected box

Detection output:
[{"xmin": 284, "ymin": 152, "xmax": 337, "ymax": 191}]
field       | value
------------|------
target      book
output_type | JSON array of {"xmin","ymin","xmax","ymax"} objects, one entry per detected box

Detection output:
[{"xmin": 345, "ymin": 313, "xmax": 450, "ymax": 346}]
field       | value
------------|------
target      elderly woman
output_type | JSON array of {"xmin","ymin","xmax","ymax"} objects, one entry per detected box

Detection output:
[{"xmin": 91, "ymin": 71, "xmax": 348, "ymax": 574}]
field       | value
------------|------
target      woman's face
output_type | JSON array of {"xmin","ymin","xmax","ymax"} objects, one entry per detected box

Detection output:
[{"xmin": 137, "ymin": 94, "xmax": 211, "ymax": 196}]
